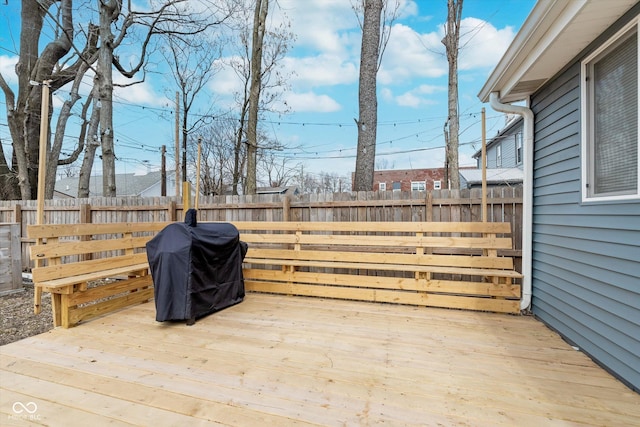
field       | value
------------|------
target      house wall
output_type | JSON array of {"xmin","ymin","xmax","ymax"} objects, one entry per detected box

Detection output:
[
  {"xmin": 369, "ymin": 168, "xmax": 445, "ymax": 192},
  {"xmin": 529, "ymin": 9, "xmax": 640, "ymax": 392},
  {"xmin": 481, "ymin": 122, "xmax": 523, "ymax": 169},
  {"xmin": 474, "ymin": 120, "xmax": 524, "ymax": 169}
]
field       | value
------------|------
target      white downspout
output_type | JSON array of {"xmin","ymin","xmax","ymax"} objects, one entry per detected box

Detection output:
[{"xmin": 490, "ymin": 92, "xmax": 533, "ymax": 312}]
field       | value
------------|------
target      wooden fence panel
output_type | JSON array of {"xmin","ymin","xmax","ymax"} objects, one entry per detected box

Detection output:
[
  {"xmin": 0, "ymin": 223, "xmax": 22, "ymax": 294},
  {"xmin": 0, "ymin": 188, "xmax": 523, "ymax": 273}
]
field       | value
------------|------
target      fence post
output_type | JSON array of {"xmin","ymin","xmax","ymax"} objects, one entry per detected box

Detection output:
[
  {"xmin": 282, "ymin": 195, "xmax": 291, "ymax": 222},
  {"xmin": 167, "ymin": 201, "xmax": 177, "ymax": 222},
  {"xmin": 13, "ymin": 204, "xmax": 22, "ymax": 225},
  {"xmin": 425, "ymin": 192, "xmax": 433, "ymax": 222},
  {"xmin": 12, "ymin": 204, "xmax": 24, "ymax": 271},
  {"xmin": 80, "ymin": 204, "xmax": 92, "ymax": 261}
]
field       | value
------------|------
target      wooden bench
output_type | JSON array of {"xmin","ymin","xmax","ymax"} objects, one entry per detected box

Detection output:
[
  {"xmin": 28, "ymin": 220, "xmax": 523, "ymax": 328},
  {"xmin": 233, "ymin": 221, "xmax": 523, "ymax": 314},
  {"xmin": 28, "ymin": 222, "xmax": 170, "ymax": 328}
]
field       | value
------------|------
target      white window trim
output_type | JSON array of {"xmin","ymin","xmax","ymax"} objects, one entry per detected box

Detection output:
[
  {"xmin": 433, "ymin": 180, "xmax": 442, "ymax": 190},
  {"xmin": 580, "ymin": 18, "xmax": 640, "ymax": 203},
  {"xmin": 515, "ymin": 133, "xmax": 523, "ymax": 165},
  {"xmin": 410, "ymin": 180, "xmax": 426, "ymax": 191},
  {"xmin": 378, "ymin": 182, "xmax": 386, "ymax": 191},
  {"xmin": 496, "ymin": 144, "xmax": 502, "ymax": 168}
]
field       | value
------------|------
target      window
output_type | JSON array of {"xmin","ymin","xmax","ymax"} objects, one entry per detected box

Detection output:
[
  {"xmin": 496, "ymin": 144, "xmax": 502, "ymax": 168},
  {"xmin": 582, "ymin": 20, "xmax": 639, "ymax": 201},
  {"xmin": 515, "ymin": 133, "xmax": 523, "ymax": 165},
  {"xmin": 433, "ymin": 180, "xmax": 442, "ymax": 190},
  {"xmin": 392, "ymin": 182, "xmax": 401, "ymax": 191},
  {"xmin": 411, "ymin": 181, "xmax": 426, "ymax": 191},
  {"xmin": 378, "ymin": 182, "xmax": 386, "ymax": 191}
]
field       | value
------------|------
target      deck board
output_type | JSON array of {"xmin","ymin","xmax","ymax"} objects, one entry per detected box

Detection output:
[{"xmin": 1, "ymin": 294, "xmax": 639, "ymax": 426}]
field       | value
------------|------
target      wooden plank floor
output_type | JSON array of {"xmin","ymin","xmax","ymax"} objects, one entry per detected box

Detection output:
[{"xmin": 1, "ymin": 294, "xmax": 639, "ymax": 426}]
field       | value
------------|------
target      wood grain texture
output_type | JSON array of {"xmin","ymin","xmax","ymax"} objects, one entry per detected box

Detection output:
[{"xmin": 1, "ymin": 294, "xmax": 638, "ymax": 426}]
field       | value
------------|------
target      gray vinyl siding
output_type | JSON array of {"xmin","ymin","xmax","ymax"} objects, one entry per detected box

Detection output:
[
  {"xmin": 530, "ymin": 10, "xmax": 640, "ymax": 392},
  {"xmin": 482, "ymin": 123, "xmax": 523, "ymax": 169}
]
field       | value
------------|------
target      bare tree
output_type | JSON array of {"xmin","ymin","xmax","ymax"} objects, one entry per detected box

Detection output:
[
  {"xmin": 0, "ymin": 1, "xmax": 229, "ymax": 200},
  {"xmin": 353, "ymin": 0, "xmax": 400, "ymax": 191},
  {"xmin": 78, "ymin": 88, "xmax": 100, "ymax": 198},
  {"xmin": 259, "ymin": 150, "xmax": 300, "ymax": 189},
  {"xmin": 225, "ymin": 0, "xmax": 294, "ymax": 195},
  {"xmin": 353, "ymin": 0, "xmax": 382, "ymax": 191},
  {"xmin": 245, "ymin": 0, "xmax": 269, "ymax": 195},
  {"xmin": 162, "ymin": 34, "xmax": 222, "ymax": 188},
  {"xmin": 94, "ymin": 1, "xmax": 228, "ymax": 196},
  {"xmin": 189, "ymin": 120, "xmax": 236, "ymax": 196},
  {"xmin": 442, "ymin": 0, "xmax": 463, "ymax": 190},
  {"xmin": 0, "ymin": 0, "xmax": 98, "ymax": 200}
]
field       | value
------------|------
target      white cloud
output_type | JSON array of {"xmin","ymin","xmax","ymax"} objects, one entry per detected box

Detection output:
[
  {"xmin": 457, "ymin": 18, "xmax": 516, "ymax": 70},
  {"xmin": 0, "ymin": 55, "xmax": 18, "ymax": 85},
  {"xmin": 282, "ymin": 55, "xmax": 358, "ymax": 88},
  {"xmin": 209, "ymin": 58, "xmax": 243, "ymax": 97},
  {"xmin": 378, "ymin": 23, "xmax": 446, "ymax": 85},
  {"xmin": 377, "ymin": 16, "xmax": 517, "ymax": 86},
  {"xmin": 283, "ymin": 91, "xmax": 341, "ymax": 113},
  {"xmin": 393, "ymin": 84, "xmax": 444, "ymax": 108},
  {"xmin": 275, "ymin": 0, "xmax": 358, "ymax": 56},
  {"xmin": 113, "ymin": 75, "xmax": 168, "ymax": 106},
  {"xmin": 380, "ymin": 87, "xmax": 394, "ymax": 102}
]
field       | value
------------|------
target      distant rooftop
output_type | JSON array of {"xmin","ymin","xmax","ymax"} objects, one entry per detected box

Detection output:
[
  {"xmin": 55, "ymin": 170, "xmax": 171, "ymax": 197},
  {"xmin": 460, "ymin": 168, "xmax": 524, "ymax": 187}
]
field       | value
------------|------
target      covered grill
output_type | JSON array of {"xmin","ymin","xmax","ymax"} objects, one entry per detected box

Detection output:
[{"xmin": 146, "ymin": 211, "xmax": 247, "ymax": 324}]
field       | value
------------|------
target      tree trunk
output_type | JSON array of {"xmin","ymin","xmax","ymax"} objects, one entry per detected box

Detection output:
[
  {"xmin": 46, "ymin": 62, "xmax": 89, "ymax": 197},
  {"xmin": 78, "ymin": 91, "xmax": 101, "ymax": 198},
  {"xmin": 354, "ymin": 0, "xmax": 382, "ymax": 192},
  {"xmin": 11, "ymin": 0, "xmax": 46, "ymax": 200},
  {"xmin": 182, "ymin": 99, "xmax": 188, "ymax": 182},
  {"xmin": 233, "ymin": 101, "xmax": 249, "ymax": 195},
  {"xmin": 0, "ymin": 136, "xmax": 19, "ymax": 200},
  {"xmin": 442, "ymin": 0, "xmax": 463, "ymax": 190},
  {"xmin": 98, "ymin": 0, "xmax": 120, "ymax": 197},
  {"xmin": 246, "ymin": 0, "xmax": 268, "ymax": 195}
]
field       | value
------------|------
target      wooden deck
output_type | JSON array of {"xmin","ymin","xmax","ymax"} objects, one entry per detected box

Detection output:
[{"xmin": 1, "ymin": 294, "xmax": 638, "ymax": 426}]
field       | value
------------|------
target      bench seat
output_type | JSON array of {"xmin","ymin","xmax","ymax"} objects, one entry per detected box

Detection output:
[
  {"xmin": 28, "ymin": 223, "xmax": 167, "ymax": 327},
  {"xmin": 35, "ymin": 262, "xmax": 150, "ymax": 293},
  {"xmin": 233, "ymin": 221, "xmax": 523, "ymax": 314}
]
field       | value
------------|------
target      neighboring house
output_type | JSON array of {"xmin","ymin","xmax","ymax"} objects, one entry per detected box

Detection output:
[
  {"xmin": 256, "ymin": 186, "xmax": 300, "ymax": 196},
  {"xmin": 473, "ymin": 115, "xmax": 525, "ymax": 169},
  {"xmin": 459, "ymin": 168, "xmax": 523, "ymax": 189},
  {"xmin": 360, "ymin": 168, "xmax": 446, "ymax": 192},
  {"xmin": 54, "ymin": 170, "xmax": 180, "ymax": 198},
  {"xmin": 479, "ymin": 0, "xmax": 639, "ymax": 392}
]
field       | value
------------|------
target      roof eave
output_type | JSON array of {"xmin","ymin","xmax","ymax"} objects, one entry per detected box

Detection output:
[{"xmin": 478, "ymin": 0, "xmax": 589, "ymax": 103}]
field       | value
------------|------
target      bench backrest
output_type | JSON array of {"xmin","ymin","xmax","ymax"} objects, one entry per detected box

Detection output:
[
  {"xmin": 28, "ymin": 222, "xmax": 170, "ymax": 283},
  {"xmin": 231, "ymin": 221, "xmax": 515, "ymax": 270}
]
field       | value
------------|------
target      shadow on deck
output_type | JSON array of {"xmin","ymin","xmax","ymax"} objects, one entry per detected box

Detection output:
[{"xmin": 1, "ymin": 293, "xmax": 639, "ymax": 426}]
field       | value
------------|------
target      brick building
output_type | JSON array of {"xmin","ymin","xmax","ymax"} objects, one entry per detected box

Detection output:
[{"xmin": 352, "ymin": 168, "xmax": 446, "ymax": 192}]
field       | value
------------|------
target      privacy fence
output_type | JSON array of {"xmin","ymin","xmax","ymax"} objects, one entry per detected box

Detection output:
[{"xmin": 0, "ymin": 187, "xmax": 523, "ymax": 273}]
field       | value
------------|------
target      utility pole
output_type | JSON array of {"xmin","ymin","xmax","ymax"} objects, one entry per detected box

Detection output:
[
  {"xmin": 161, "ymin": 145, "xmax": 166, "ymax": 197},
  {"xmin": 175, "ymin": 91, "xmax": 180, "ymax": 197},
  {"xmin": 35, "ymin": 80, "xmax": 52, "ymax": 226}
]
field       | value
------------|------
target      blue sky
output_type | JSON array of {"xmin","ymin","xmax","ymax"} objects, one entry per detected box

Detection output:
[{"xmin": 0, "ymin": 0, "xmax": 536, "ymax": 185}]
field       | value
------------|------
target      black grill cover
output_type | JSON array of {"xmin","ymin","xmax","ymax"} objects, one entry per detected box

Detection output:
[{"xmin": 146, "ymin": 218, "xmax": 247, "ymax": 323}]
